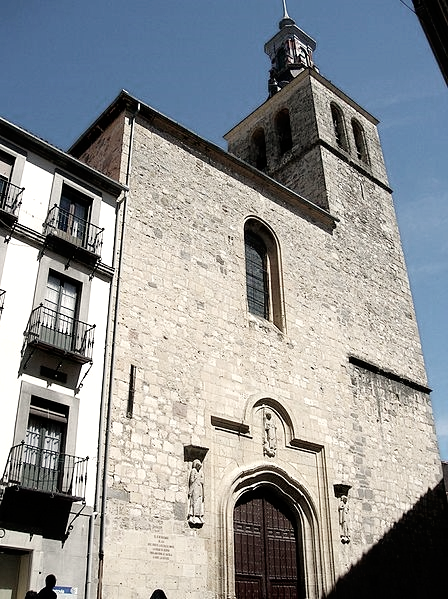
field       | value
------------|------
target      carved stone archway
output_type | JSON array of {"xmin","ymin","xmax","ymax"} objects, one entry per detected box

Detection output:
[{"xmin": 218, "ymin": 464, "xmax": 334, "ymax": 599}]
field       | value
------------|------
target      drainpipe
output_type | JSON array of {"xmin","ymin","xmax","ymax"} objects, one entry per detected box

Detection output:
[
  {"xmin": 84, "ymin": 186, "xmax": 124, "ymax": 599},
  {"xmin": 85, "ymin": 101, "xmax": 140, "ymax": 599}
]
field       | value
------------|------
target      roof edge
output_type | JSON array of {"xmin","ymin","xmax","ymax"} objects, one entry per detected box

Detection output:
[
  {"xmin": 0, "ymin": 116, "xmax": 125, "ymax": 197},
  {"xmin": 68, "ymin": 89, "xmax": 337, "ymax": 231}
]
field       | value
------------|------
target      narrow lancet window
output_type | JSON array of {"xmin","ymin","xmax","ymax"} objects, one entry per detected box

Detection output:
[
  {"xmin": 245, "ymin": 232, "xmax": 269, "ymax": 319},
  {"xmin": 244, "ymin": 219, "xmax": 285, "ymax": 331},
  {"xmin": 352, "ymin": 119, "xmax": 369, "ymax": 164},
  {"xmin": 251, "ymin": 128, "xmax": 267, "ymax": 170},
  {"xmin": 275, "ymin": 109, "xmax": 293, "ymax": 155},
  {"xmin": 331, "ymin": 103, "xmax": 348, "ymax": 151}
]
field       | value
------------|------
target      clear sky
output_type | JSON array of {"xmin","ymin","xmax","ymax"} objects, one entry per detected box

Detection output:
[{"xmin": 1, "ymin": 1, "xmax": 447, "ymax": 457}]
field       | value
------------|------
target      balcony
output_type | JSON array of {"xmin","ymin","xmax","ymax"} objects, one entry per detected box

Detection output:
[
  {"xmin": 43, "ymin": 204, "xmax": 103, "ymax": 263},
  {"xmin": 0, "ymin": 180, "xmax": 23, "ymax": 224},
  {"xmin": 20, "ymin": 305, "xmax": 95, "ymax": 388},
  {"xmin": 23, "ymin": 304, "xmax": 95, "ymax": 364},
  {"xmin": 1, "ymin": 442, "xmax": 88, "ymax": 498},
  {"xmin": 0, "ymin": 442, "xmax": 88, "ymax": 540}
]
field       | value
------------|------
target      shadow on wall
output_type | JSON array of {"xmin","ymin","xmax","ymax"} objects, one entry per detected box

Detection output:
[{"xmin": 326, "ymin": 480, "xmax": 448, "ymax": 599}]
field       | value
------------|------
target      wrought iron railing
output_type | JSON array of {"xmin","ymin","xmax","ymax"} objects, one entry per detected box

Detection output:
[
  {"xmin": 23, "ymin": 304, "xmax": 95, "ymax": 361},
  {"xmin": 1, "ymin": 441, "xmax": 88, "ymax": 499},
  {"xmin": 43, "ymin": 205, "xmax": 104, "ymax": 257},
  {"xmin": 0, "ymin": 289, "xmax": 5, "ymax": 315},
  {"xmin": 0, "ymin": 180, "xmax": 24, "ymax": 218}
]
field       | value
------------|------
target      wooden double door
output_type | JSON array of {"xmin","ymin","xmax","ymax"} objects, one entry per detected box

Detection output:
[{"xmin": 234, "ymin": 490, "xmax": 304, "ymax": 599}]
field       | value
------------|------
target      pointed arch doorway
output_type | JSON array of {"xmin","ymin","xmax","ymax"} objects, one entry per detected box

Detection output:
[{"xmin": 234, "ymin": 488, "xmax": 305, "ymax": 599}]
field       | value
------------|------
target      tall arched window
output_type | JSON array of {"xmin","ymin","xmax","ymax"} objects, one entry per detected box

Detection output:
[
  {"xmin": 351, "ymin": 118, "xmax": 369, "ymax": 164},
  {"xmin": 244, "ymin": 219, "xmax": 284, "ymax": 331},
  {"xmin": 330, "ymin": 103, "xmax": 348, "ymax": 151},
  {"xmin": 245, "ymin": 232, "xmax": 269, "ymax": 320},
  {"xmin": 275, "ymin": 109, "xmax": 293, "ymax": 155},
  {"xmin": 251, "ymin": 128, "xmax": 267, "ymax": 170}
]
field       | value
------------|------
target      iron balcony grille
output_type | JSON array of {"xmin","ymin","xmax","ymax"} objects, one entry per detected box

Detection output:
[
  {"xmin": 1, "ymin": 442, "xmax": 88, "ymax": 500},
  {"xmin": 0, "ymin": 180, "xmax": 24, "ymax": 218},
  {"xmin": 23, "ymin": 304, "xmax": 95, "ymax": 361},
  {"xmin": 43, "ymin": 204, "xmax": 104, "ymax": 257},
  {"xmin": 0, "ymin": 289, "xmax": 5, "ymax": 314}
]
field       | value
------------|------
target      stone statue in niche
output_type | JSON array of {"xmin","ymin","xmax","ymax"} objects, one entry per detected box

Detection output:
[
  {"xmin": 338, "ymin": 495, "xmax": 350, "ymax": 544},
  {"xmin": 263, "ymin": 411, "xmax": 277, "ymax": 457},
  {"xmin": 187, "ymin": 459, "xmax": 204, "ymax": 526}
]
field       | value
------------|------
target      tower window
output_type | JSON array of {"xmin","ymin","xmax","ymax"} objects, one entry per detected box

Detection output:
[
  {"xmin": 352, "ymin": 119, "xmax": 369, "ymax": 164},
  {"xmin": 330, "ymin": 103, "xmax": 349, "ymax": 151},
  {"xmin": 275, "ymin": 109, "xmax": 293, "ymax": 155},
  {"xmin": 251, "ymin": 128, "xmax": 267, "ymax": 170},
  {"xmin": 244, "ymin": 219, "xmax": 284, "ymax": 331},
  {"xmin": 275, "ymin": 46, "xmax": 287, "ymax": 72}
]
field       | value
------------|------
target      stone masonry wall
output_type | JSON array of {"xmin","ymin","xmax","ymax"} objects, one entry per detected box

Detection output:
[
  {"xmin": 93, "ymin": 106, "xmax": 442, "ymax": 599},
  {"xmin": 76, "ymin": 113, "xmax": 126, "ymax": 182}
]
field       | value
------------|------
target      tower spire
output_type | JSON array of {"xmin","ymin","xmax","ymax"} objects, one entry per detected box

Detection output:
[
  {"xmin": 280, "ymin": 0, "xmax": 295, "ymax": 27},
  {"xmin": 265, "ymin": 2, "xmax": 318, "ymax": 96},
  {"xmin": 282, "ymin": 0, "xmax": 290, "ymax": 19}
]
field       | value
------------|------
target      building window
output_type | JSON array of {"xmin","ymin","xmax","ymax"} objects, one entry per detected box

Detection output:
[
  {"xmin": 44, "ymin": 174, "xmax": 104, "ymax": 258},
  {"xmin": 40, "ymin": 272, "xmax": 80, "ymax": 353},
  {"xmin": 58, "ymin": 185, "xmax": 90, "ymax": 242},
  {"xmin": 0, "ymin": 150, "xmax": 14, "ymax": 201},
  {"xmin": 0, "ymin": 150, "xmax": 23, "ymax": 217},
  {"xmin": 244, "ymin": 219, "xmax": 284, "ymax": 331},
  {"xmin": 251, "ymin": 128, "xmax": 267, "ymax": 170},
  {"xmin": 245, "ymin": 232, "xmax": 269, "ymax": 319},
  {"xmin": 351, "ymin": 118, "xmax": 369, "ymax": 164},
  {"xmin": 23, "ymin": 397, "xmax": 68, "ymax": 493},
  {"xmin": 275, "ymin": 109, "xmax": 293, "ymax": 155},
  {"xmin": 14, "ymin": 382, "xmax": 79, "ymax": 454},
  {"xmin": 330, "ymin": 103, "xmax": 349, "ymax": 151}
]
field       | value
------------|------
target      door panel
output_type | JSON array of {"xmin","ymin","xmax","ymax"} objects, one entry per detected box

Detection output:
[
  {"xmin": 22, "ymin": 413, "xmax": 65, "ymax": 492},
  {"xmin": 234, "ymin": 491, "xmax": 302, "ymax": 599}
]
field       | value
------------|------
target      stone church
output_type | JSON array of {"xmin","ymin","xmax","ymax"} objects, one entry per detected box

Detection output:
[{"xmin": 67, "ymin": 6, "xmax": 446, "ymax": 599}]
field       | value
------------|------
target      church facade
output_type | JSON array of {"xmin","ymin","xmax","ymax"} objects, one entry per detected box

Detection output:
[
  {"xmin": 1, "ymin": 6, "xmax": 446, "ymax": 599},
  {"xmin": 69, "ymin": 9, "xmax": 446, "ymax": 599}
]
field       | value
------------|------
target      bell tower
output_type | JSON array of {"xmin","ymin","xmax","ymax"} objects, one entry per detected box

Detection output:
[
  {"xmin": 225, "ymin": 2, "xmax": 390, "ymax": 212},
  {"xmin": 265, "ymin": 0, "xmax": 318, "ymax": 96}
]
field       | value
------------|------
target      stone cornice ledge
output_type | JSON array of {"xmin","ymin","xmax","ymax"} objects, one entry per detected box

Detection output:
[
  {"xmin": 348, "ymin": 355, "xmax": 431, "ymax": 394},
  {"xmin": 211, "ymin": 415, "xmax": 251, "ymax": 436},
  {"xmin": 289, "ymin": 438, "xmax": 323, "ymax": 453}
]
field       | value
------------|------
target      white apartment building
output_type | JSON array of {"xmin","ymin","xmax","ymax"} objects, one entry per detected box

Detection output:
[{"xmin": 0, "ymin": 117, "xmax": 124, "ymax": 599}]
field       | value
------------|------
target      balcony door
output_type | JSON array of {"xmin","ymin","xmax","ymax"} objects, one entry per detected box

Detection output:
[
  {"xmin": 234, "ymin": 489, "xmax": 304, "ymax": 599},
  {"xmin": 42, "ymin": 273, "xmax": 79, "ymax": 352},
  {"xmin": 0, "ymin": 150, "xmax": 14, "ymax": 209},
  {"xmin": 22, "ymin": 402, "xmax": 67, "ymax": 493},
  {"xmin": 58, "ymin": 186, "xmax": 89, "ymax": 244}
]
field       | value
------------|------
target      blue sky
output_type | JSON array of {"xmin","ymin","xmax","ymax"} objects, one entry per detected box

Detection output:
[{"xmin": 2, "ymin": 1, "xmax": 447, "ymax": 457}]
